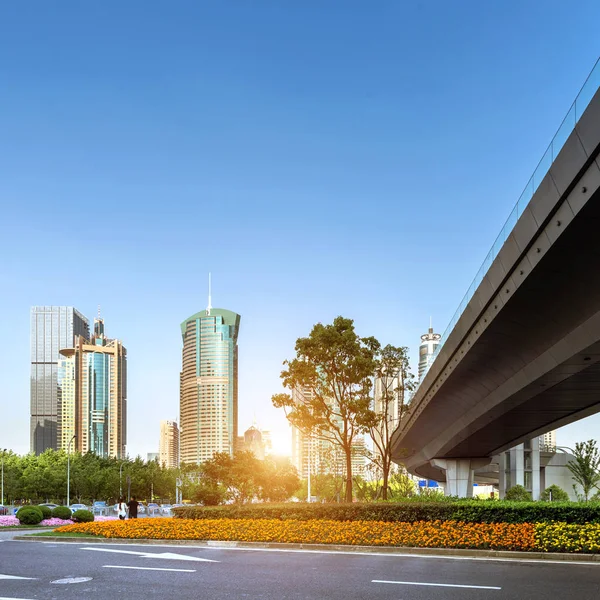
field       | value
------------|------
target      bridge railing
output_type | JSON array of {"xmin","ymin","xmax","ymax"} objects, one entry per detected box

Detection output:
[{"xmin": 417, "ymin": 58, "xmax": 600, "ymax": 388}]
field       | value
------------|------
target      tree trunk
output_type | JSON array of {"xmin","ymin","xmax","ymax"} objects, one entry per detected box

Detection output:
[
  {"xmin": 345, "ymin": 446, "xmax": 353, "ymax": 502},
  {"xmin": 382, "ymin": 457, "xmax": 389, "ymax": 501}
]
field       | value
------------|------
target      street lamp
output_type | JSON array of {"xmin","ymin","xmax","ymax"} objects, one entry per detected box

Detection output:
[
  {"xmin": 67, "ymin": 435, "xmax": 76, "ymax": 508},
  {"xmin": 1, "ymin": 449, "xmax": 6, "ymax": 506}
]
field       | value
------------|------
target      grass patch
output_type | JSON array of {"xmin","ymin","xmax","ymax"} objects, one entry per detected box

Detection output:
[{"xmin": 27, "ymin": 531, "xmax": 100, "ymax": 538}]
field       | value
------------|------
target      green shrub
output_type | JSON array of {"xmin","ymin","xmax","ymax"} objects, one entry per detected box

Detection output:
[
  {"xmin": 72, "ymin": 509, "xmax": 94, "ymax": 523},
  {"xmin": 540, "ymin": 485, "xmax": 570, "ymax": 502},
  {"xmin": 505, "ymin": 485, "xmax": 532, "ymax": 502},
  {"xmin": 172, "ymin": 501, "xmax": 600, "ymax": 524},
  {"xmin": 16, "ymin": 506, "xmax": 43, "ymax": 525},
  {"xmin": 52, "ymin": 506, "xmax": 73, "ymax": 520},
  {"xmin": 37, "ymin": 505, "xmax": 52, "ymax": 519}
]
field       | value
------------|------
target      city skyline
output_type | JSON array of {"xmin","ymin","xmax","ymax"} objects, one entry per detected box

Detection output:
[{"xmin": 3, "ymin": 3, "xmax": 600, "ymax": 460}]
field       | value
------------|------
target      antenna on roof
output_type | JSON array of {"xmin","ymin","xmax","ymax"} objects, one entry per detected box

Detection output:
[
  {"xmin": 207, "ymin": 273, "xmax": 212, "ymax": 315},
  {"xmin": 98, "ymin": 305, "xmax": 101, "ymax": 319}
]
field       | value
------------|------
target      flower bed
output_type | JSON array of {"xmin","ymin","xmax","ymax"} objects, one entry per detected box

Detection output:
[
  {"xmin": 54, "ymin": 518, "xmax": 600, "ymax": 553},
  {"xmin": 55, "ymin": 518, "xmax": 538, "ymax": 551},
  {"xmin": 0, "ymin": 515, "xmax": 116, "ymax": 527}
]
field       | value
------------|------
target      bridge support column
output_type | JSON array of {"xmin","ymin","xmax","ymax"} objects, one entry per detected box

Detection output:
[{"xmin": 430, "ymin": 458, "xmax": 492, "ymax": 497}]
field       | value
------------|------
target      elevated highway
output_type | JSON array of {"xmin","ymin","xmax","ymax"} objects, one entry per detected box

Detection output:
[{"xmin": 392, "ymin": 62, "xmax": 600, "ymax": 495}]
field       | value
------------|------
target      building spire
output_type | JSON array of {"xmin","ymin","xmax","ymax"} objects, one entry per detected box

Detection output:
[
  {"xmin": 207, "ymin": 272, "xmax": 212, "ymax": 315},
  {"xmin": 429, "ymin": 315, "xmax": 433, "ymax": 333}
]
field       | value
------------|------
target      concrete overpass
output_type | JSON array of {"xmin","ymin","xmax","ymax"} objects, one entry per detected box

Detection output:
[{"xmin": 392, "ymin": 61, "xmax": 600, "ymax": 495}]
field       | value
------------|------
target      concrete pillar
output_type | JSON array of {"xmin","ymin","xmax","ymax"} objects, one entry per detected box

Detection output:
[{"xmin": 431, "ymin": 458, "xmax": 492, "ymax": 498}]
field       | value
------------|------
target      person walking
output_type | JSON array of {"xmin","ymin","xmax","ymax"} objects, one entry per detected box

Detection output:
[
  {"xmin": 117, "ymin": 497, "xmax": 127, "ymax": 521},
  {"xmin": 127, "ymin": 496, "xmax": 139, "ymax": 519}
]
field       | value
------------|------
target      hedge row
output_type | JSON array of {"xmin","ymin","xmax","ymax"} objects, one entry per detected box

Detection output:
[{"xmin": 172, "ymin": 502, "xmax": 600, "ymax": 524}]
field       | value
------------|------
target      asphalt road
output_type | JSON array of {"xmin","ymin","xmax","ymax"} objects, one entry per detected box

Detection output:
[{"xmin": 0, "ymin": 537, "xmax": 599, "ymax": 600}]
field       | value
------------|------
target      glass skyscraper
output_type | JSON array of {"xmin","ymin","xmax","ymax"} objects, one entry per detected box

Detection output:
[
  {"xmin": 179, "ymin": 307, "xmax": 240, "ymax": 464},
  {"xmin": 30, "ymin": 306, "xmax": 90, "ymax": 454},
  {"xmin": 57, "ymin": 317, "xmax": 127, "ymax": 459}
]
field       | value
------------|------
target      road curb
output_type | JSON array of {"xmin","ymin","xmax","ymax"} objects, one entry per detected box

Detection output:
[{"xmin": 12, "ymin": 535, "xmax": 600, "ymax": 563}]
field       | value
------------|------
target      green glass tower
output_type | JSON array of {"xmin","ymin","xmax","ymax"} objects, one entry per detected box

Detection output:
[{"xmin": 179, "ymin": 303, "xmax": 240, "ymax": 464}]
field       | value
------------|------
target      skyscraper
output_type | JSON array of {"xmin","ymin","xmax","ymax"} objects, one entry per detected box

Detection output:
[
  {"xmin": 159, "ymin": 420, "xmax": 180, "ymax": 468},
  {"xmin": 179, "ymin": 301, "xmax": 240, "ymax": 464},
  {"xmin": 57, "ymin": 316, "xmax": 127, "ymax": 459},
  {"xmin": 418, "ymin": 321, "xmax": 441, "ymax": 380},
  {"xmin": 30, "ymin": 306, "xmax": 89, "ymax": 454}
]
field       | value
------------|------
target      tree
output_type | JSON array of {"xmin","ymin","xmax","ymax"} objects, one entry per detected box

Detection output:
[
  {"xmin": 272, "ymin": 317, "xmax": 377, "ymax": 502},
  {"xmin": 363, "ymin": 344, "xmax": 414, "ymax": 500},
  {"xmin": 540, "ymin": 484, "xmax": 569, "ymax": 502},
  {"xmin": 504, "ymin": 484, "xmax": 532, "ymax": 501},
  {"xmin": 566, "ymin": 440, "xmax": 600, "ymax": 502}
]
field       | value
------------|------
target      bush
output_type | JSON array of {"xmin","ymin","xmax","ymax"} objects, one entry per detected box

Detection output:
[
  {"xmin": 37, "ymin": 505, "xmax": 52, "ymax": 519},
  {"xmin": 52, "ymin": 506, "xmax": 74, "ymax": 520},
  {"xmin": 16, "ymin": 506, "xmax": 43, "ymax": 525},
  {"xmin": 505, "ymin": 485, "xmax": 532, "ymax": 502},
  {"xmin": 540, "ymin": 485, "xmax": 570, "ymax": 502},
  {"xmin": 72, "ymin": 509, "xmax": 94, "ymax": 523},
  {"xmin": 172, "ymin": 501, "xmax": 600, "ymax": 524}
]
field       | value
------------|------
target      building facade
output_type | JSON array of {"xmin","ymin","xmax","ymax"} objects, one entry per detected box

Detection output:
[
  {"xmin": 243, "ymin": 425, "xmax": 265, "ymax": 460},
  {"xmin": 57, "ymin": 317, "xmax": 127, "ymax": 459},
  {"xmin": 30, "ymin": 306, "xmax": 90, "ymax": 454},
  {"xmin": 418, "ymin": 323, "xmax": 441, "ymax": 380},
  {"xmin": 539, "ymin": 430, "xmax": 557, "ymax": 450},
  {"xmin": 159, "ymin": 420, "xmax": 180, "ymax": 468},
  {"xmin": 179, "ymin": 307, "xmax": 240, "ymax": 464}
]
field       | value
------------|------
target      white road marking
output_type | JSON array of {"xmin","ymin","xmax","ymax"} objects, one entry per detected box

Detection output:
[
  {"xmin": 0, "ymin": 597, "xmax": 37, "ymax": 600},
  {"xmin": 35, "ymin": 541, "xmax": 599, "ymax": 566},
  {"xmin": 80, "ymin": 547, "xmax": 217, "ymax": 562},
  {"xmin": 103, "ymin": 565, "xmax": 196, "ymax": 572},
  {"xmin": 373, "ymin": 579, "xmax": 501, "ymax": 590},
  {"xmin": 0, "ymin": 575, "xmax": 35, "ymax": 580}
]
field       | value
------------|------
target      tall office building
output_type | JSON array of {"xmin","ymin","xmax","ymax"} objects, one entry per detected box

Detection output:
[
  {"xmin": 179, "ymin": 301, "xmax": 240, "ymax": 464},
  {"xmin": 159, "ymin": 420, "xmax": 180, "ymax": 468},
  {"xmin": 372, "ymin": 370, "xmax": 404, "ymax": 455},
  {"xmin": 57, "ymin": 317, "xmax": 127, "ymax": 459},
  {"xmin": 418, "ymin": 321, "xmax": 441, "ymax": 379},
  {"xmin": 30, "ymin": 306, "xmax": 90, "ymax": 454},
  {"xmin": 243, "ymin": 425, "xmax": 265, "ymax": 460}
]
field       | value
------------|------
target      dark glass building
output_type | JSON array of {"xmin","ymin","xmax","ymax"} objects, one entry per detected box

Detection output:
[{"xmin": 30, "ymin": 306, "xmax": 89, "ymax": 454}]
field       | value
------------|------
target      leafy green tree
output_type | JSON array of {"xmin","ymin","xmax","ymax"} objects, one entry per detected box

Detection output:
[
  {"xmin": 257, "ymin": 457, "xmax": 300, "ymax": 502},
  {"xmin": 362, "ymin": 344, "xmax": 414, "ymax": 500},
  {"xmin": 504, "ymin": 484, "xmax": 532, "ymax": 501},
  {"xmin": 387, "ymin": 471, "xmax": 418, "ymax": 500},
  {"xmin": 567, "ymin": 440, "xmax": 600, "ymax": 502},
  {"xmin": 540, "ymin": 484, "xmax": 569, "ymax": 502},
  {"xmin": 272, "ymin": 317, "xmax": 377, "ymax": 502}
]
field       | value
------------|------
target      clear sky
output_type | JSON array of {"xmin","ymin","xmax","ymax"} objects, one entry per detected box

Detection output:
[{"xmin": 1, "ymin": 1, "xmax": 599, "ymax": 458}]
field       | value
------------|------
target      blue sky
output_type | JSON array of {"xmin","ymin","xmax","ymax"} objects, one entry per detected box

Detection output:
[{"xmin": 1, "ymin": 1, "xmax": 599, "ymax": 457}]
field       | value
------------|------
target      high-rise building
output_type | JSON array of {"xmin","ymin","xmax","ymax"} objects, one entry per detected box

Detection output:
[
  {"xmin": 147, "ymin": 453, "xmax": 159, "ymax": 462},
  {"xmin": 418, "ymin": 321, "xmax": 441, "ymax": 380},
  {"xmin": 159, "ymin": 420, "xmax": 180, "ymax": 468},
  {"xmin": 179, "ymin": 302, "xmax": 241, "ymax": 464},
  {"xmin": 243, "ymin": 425, "xmax": 265, "ymax": 460},
  {"xmin": 30, "ymin": 306, "xmax": 90, "ymax": 454},
  {"xmin": 57, "ymin": 317, "xmax": 127, "ymax": 459}
]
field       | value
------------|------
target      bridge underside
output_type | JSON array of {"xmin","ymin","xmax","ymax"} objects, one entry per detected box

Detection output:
[{"xmin": 399, "ymin": 177, "xmax": 600, "ymax": 484}]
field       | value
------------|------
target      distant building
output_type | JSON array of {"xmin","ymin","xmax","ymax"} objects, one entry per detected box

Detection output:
[
  {"xmin": 539, "ymin": 430, "xmax": 556, "ymax": 450},
  {"xmin": 418, "ymin": 321, "xmax": 441, "ymax": 380},
  {"xmin": 243, "ymin": 425, "xmax": 265, "ymax": 460},
  {"xmin": 179, "ymin": 297, "xmax": 240, "ymax": 464},
  {"xmin": 261, "ymin": 429, "xmax": 273, "ymax": 456},
  {"xmin": 159, "ymin": 420, "xmax": 180, "ymax": 468},
  {"xmin": 57, "ymin": 316, "xmax": 127, "ymax": 459},
  {"xmin": 147, "ymin": 453, "xmax": 159, "ymax": 462},
  {"xmin": 30, "ymin": 306, "xmax": 90, "ymax": 454}
]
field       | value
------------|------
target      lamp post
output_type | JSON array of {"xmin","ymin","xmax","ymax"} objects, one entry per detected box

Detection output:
[
  {"xmin": 1, "ymin": 449, "xmax": 6, "ymax": 506},
  {"xmin": 67, "ymin": 435, "xmax": 76, "ymax": 508}
]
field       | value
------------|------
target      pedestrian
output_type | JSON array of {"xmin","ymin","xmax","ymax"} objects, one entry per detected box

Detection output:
[
  {"xmin": 117, "ymin": 497, "xmax": 127, "ymax": 521},
  {"xmin": 127, "ymin": 496, "xmax": 139, "ymax": 519}
]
